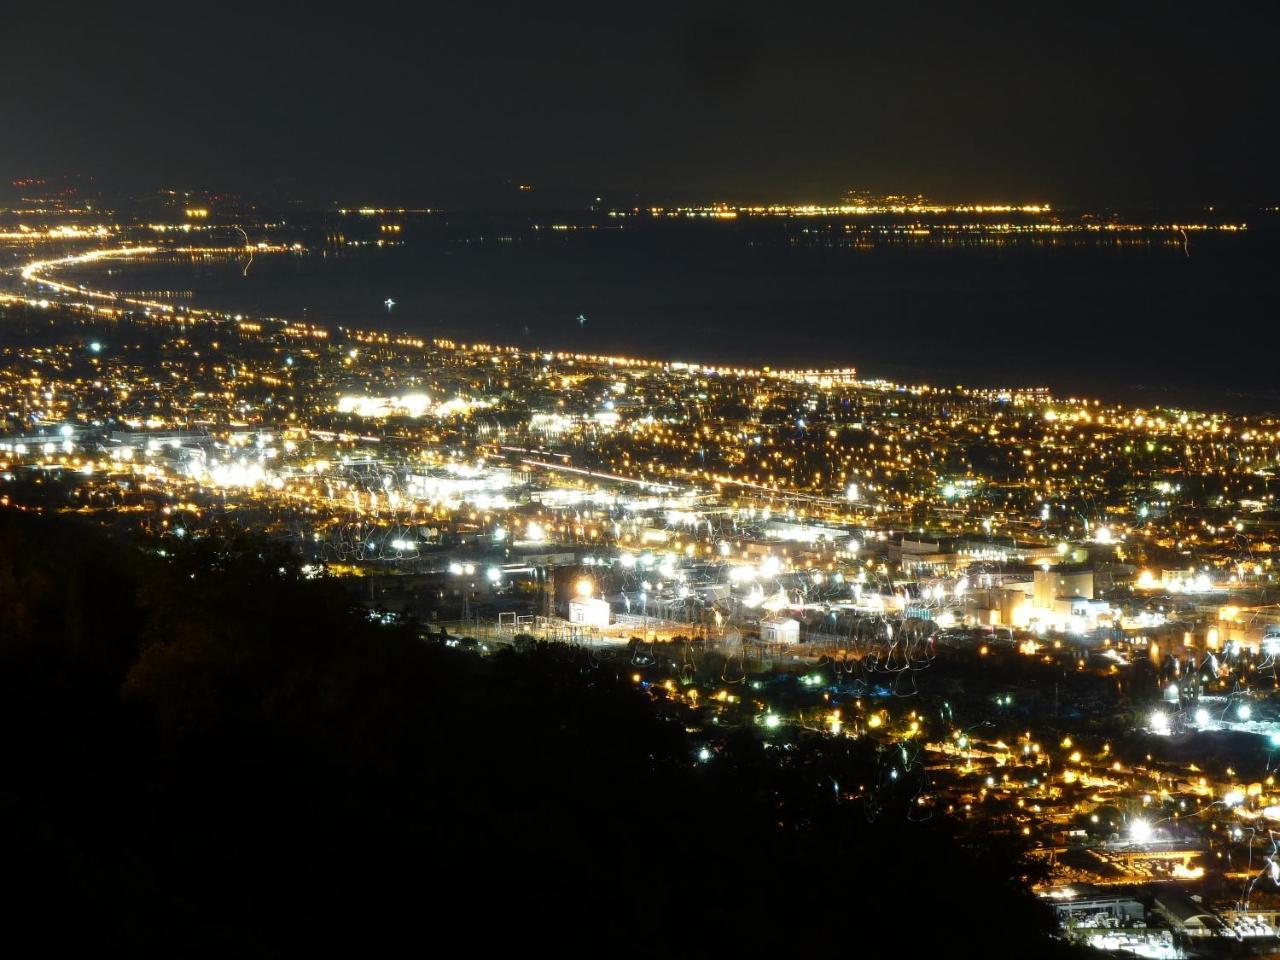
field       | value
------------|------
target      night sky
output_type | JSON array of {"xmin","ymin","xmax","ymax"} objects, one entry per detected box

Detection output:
[{"xmin": 2, "ymin": 1, "xmax": 1275, "ymax": 205}]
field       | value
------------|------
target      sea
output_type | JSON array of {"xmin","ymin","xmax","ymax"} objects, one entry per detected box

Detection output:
[{"xmin": 56, "ymin": 211, "xmax": 1280, "ymax": 413}]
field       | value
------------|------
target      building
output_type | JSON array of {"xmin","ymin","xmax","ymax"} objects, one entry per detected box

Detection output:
[
  {"xmin": 760, "ymin": 617, "xmax": 800, "ymax": 644},
  {"xmin": 1033, "ymin": 567, "xmax": 1094, "ymax": 609},
  {"xmin": 1153, "ymin": 892, "xmax": 1223, "ymax": 937},
  {"xmin": 1042, "ymin": 884, "xmax": 1145, "ymax": 925},
  {"xmin": 890, "ymin": 535, "xmax": 1060, "ymax": 575},
  {"xmin": 568, "ymin": 597, "xmax": 611, "ymax": 629}
]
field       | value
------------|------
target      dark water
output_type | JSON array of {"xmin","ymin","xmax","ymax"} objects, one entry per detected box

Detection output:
[{"xmin": 63, "ymin": 216, "xmax": 1280, "ymax": 411}]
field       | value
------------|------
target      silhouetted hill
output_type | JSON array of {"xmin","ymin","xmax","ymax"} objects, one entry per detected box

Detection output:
[{"xmin": 0, "ymin": 511, "xmax": 1085, "ymax": 956}]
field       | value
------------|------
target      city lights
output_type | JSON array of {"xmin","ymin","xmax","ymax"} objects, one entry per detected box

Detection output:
[{"xmin": 3, "ymin": 185, "xmax": 1279, "ymax": 954}]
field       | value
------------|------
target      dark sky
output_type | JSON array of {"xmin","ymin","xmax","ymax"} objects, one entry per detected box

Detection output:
[{"xmin": 2, "ymin": 1, "xmax": 1275, "ymax": 206}]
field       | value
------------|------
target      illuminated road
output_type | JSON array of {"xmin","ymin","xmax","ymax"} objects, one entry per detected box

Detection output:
[
  {"xmin": 13, "ymin": 241, "xmax": 285, "ymax": 318},
  {"xmin": 18, "ymin": 246, "xmax": 168, "ymax": 312}
]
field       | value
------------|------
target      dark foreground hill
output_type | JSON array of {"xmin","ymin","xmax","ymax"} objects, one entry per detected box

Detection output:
[{"xmin": 0, "ymin": 510, "xmax": 1084, "ymax": 956}]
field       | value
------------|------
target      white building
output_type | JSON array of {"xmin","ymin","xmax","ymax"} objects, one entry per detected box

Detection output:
[
  {"xmin": 568, "ymin": 597, "xmax": 611, "ymax": 629},
  {"xmin": 760, "ymin": 617, "xmax": 800, "ymax": 645}
]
